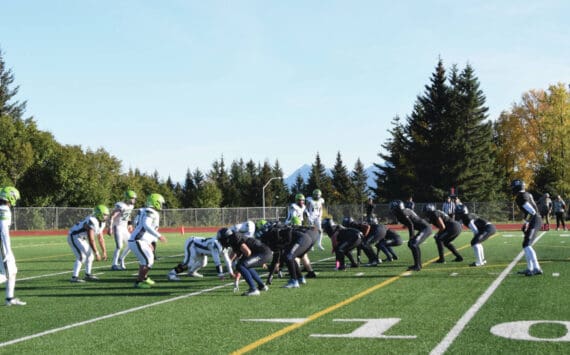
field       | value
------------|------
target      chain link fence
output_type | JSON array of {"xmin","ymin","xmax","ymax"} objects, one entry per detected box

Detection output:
[{"xmin": 10, "ymin": 202, "xmax": 522, "ymax": 231}]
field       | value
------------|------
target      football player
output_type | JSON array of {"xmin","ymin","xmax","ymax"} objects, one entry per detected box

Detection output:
[
  {"xmin": 167, "ymin": 236, "xmax": 233, "ymax": 281},
  {"xmin": 128, "ymin": 193, "xmax": 167, "ymax": 288},
  {"xmin": 511, "ymin": 179, "xmax": 543, "ymax": 276},
  {"xmin": 306, "ymin": 189, "xmax": 325, "ymax": 250},
  {"xmin": 0, "ymin": 186, "xmax": 26, "ymax": 306},
  {"xmin": 423, "ymin": 204, "xmax": 463, "ymax": 263},
  {"xmin": 455, "ymin": 204, "xmax": 496, "ymax": 267},
  {"xmin": 109, "ymin": 190, "xmax": 137, "ymax": 270},
  {"xmin": 390, "ymin": 200, "xmax": 432, "ymax": 271},
  {"xmin": 322, "ymin": 218, "xmax": 362, "ymax": 270},
  {"xmin": 217, "ymin": 227, "xmax": 272, "ymax": 296},
  {"xmin": 68, "ymin": 204, "xmax": 109, "ymax": 283}
]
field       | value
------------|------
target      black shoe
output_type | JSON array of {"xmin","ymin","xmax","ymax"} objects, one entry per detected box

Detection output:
[
  {"xmin": 384, "ymin": 257, "xmax": 393, "ymax": 262},
  {"xmin": 350, "ymin": 263, "xmax": 359, "ymax": 268},
  {"xmin": 453, "ymin": 256, "xmax": 464, "ymax": 262},
  {"xmin": 517, "ymin": 269, "xmax": 531, "ymax": 275},
  {"xmin": 392, "ymin": 255, "xmax": 398, "ymax": 260},
  {"xmin": 435, "ymin": 258, "xmax": 446, "ymax": 264},
  {"xmin": 407, "ymin": 265, "xmax": 421, "ymax": 271},
  {"xmin": 306, "ymin": 271, "xmax": 317, "ymax": 278}
]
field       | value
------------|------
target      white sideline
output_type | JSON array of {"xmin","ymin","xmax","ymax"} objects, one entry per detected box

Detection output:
[{"xmin": 429, "ymin": 232, "xmax": 546, "ymax": 355}]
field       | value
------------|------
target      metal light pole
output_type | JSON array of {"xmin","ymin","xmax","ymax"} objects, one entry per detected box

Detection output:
[{"xmin": 262, "ymin": 177, "xmax": 282, "ymax": 220}]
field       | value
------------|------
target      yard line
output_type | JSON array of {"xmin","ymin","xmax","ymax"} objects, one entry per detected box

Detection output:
[
  {"xmin": 429, "ymin": 231, "xmax": 546, "ymax": 355},
  {"xmin": 0, "ymin": 283, "xmax": 230, "ymax": 348},
  {"xmin": 1, "ymin": 254, "xmax": 336, "ymax": 349}
]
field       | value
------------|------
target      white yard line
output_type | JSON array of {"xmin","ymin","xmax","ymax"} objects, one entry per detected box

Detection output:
[
  {"xmin": 1, "ymin": 255, "xmax": 335, "ymax": 348},
  {"xmin": 430, "ymin": 231, "xmax": 546, "ymax": 355},
  {"xmin": 0, "ymin": 283, "xmax": 229, "ymax": 348}
]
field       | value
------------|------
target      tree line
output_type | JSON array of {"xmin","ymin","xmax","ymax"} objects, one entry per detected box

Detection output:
[
  {"xmin": 1, "ymin": 49, "xmax": 569, "ymax": 208},
  {"xmin": 372, "ymin": 59, "xmax": 570, "ymax": 204}
]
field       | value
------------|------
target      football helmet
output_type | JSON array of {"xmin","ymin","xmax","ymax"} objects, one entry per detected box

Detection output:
[
  {"xmin": 342, "ymin": 216, "xmax": 354, "ymax": 227},
  {"xmin": 93, "ymin": 204, "xmax": 110, "ymax": 222},
  {"xmin": 295, "ymin": 193, "xmax": 305, "ymax": 202},
  {"xmin": 423, "ymin": 203, "xmax": 436, "ymax": 213},
  {"xmin": 216, "ymin": 227, "xmax": 233, "ymax": 248},
  {"xmin": 125, "ymin": 190, "xmax": 137, "ymax": 200},
  {"xmin": 455, "ymin": 204, "xmax": 468, "ymax": 216},
  {"xmin": 312, "ymin": 189, "xmax": 322, "ymax": 199},
  {"xmin": 510, "ymin": 179, "xmax": 525, "ymax": 194},
  {"xmin": 0, "ymin": 186, "xmax": 21, "ymax": 206},
  {"xmin": 146, "ymin": 193, "xmax": 165, "ymax": 211},
  {"xmin": 389, "ymin": 200, "xmax": 405, "ymax": 212}
]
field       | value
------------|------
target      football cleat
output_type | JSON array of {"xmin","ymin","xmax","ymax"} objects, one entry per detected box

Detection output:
[
  {"xmin": 84, "ymin": 274, "xmax": 99, "ymax": 281},
  {"xmin": 297, "ymin": 277, "xmax": 306, "ymax": 285},
  {"xmin": 70, "ymin": 276, "xmax": 85, "ymax": 283},
  {"xmin": 283, "ymin": 279, "xmax": 300, "ymax": 288},
  {"xmin": 259, "ymin": 284, "xmax": 269, "ymax": 292},
  {"xmin": 143, "ymin": 277, "xmax": 155, "ymax": 285},
  {"xmin": 135, "ymin": 282, "xmax": 151, "ymax": 289},
  {"xmin": 242, "ymin": 289, "xmax": 261, "ymax": 296},
  {"xmin": 6, "ymin": 298, "xmax": 26, "ymax": 306},
  {"xmin": 167, "ymin": 272, "xmax": 180, "ymax": 281},
  {"xmin": 111, "ymin": 265, "xmax": 122, "ymax": 271},
  {"xmin": 188, "ymin": 271, "xmax": 203, "ymax": 278}
]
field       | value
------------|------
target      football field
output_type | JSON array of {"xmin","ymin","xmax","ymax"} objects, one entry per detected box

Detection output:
[{"xmin": 1, "ymin": 229, "xmax": 569, "ymax": 354}]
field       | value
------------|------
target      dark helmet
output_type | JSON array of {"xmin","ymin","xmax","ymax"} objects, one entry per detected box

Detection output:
[
  {"xmin": 389, "ymin": 200, "xmax": 405, "ymax": 212},
  {"xmin": 342, "ymin": 216, "xmax": 354, "ymax": 227},
  {"xmin": 322, "ymin": 218, "xmax": 336, "ymax": 234},
  {"xmin": 423, "ymin": 203, "xmax": 436, "ymax": 213},
  {"xmin": 216, "ymin": 227, "xmax": 233, "ymax": 248},
  {"xmin": 455, "ymin": 204, "xmax": 469, "ymax": 216},
  {"xmin": 368, "ymin": 216, "xmax": 379, "ymax": 225},
  {"xmin": 511, "ymin": 179, "xmax": 525, "ymax": 195}
]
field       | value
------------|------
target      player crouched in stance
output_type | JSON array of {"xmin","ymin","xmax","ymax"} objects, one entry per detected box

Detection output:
[
  {"xmin": 0, "ymin": 186, "xmax": 26, "ymax": 306},
  {"xmin": 511, "ymin": 179, "xmax": 543, "ymax": 276},
  {"xmin": 322, "ymin": 218, "xmax": 362, "ymax": 270},
  {"xmin": 167, "ymin": 236, "xmax": 233, "ymax": 281},
  {"xmin": 390, "ymin": 200, "xmax": 432, "ymax": 271},
  {"xmin": 423, "ymin": 204, "xmax": 463, "ymax": 263},
  {"xmin": 217, "ymin": 227, "xmax": 272, "ymax": 296},
  {"xmin": 128, "ymin": 193, "xmax": 167, "ymax": 288},
  {"xmin": 455, "ymin": 203, "xmax": 496, "ymax": 267},
  {"xmin": 68, "ymin": 204, "xmax": 109, "ymax": 283},
  {"xmin": 258, "ymin": 220, "xmax": 315, "ymax": 289}
]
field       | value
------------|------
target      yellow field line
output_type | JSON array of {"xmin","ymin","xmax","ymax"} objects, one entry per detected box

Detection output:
[
  {"xmin": 232, "ymin": 231, "xmax": 502, "ymax": 354},
  {"xmin": 231, "ymin": 272, "xmax": 404, "ymax": 355}
]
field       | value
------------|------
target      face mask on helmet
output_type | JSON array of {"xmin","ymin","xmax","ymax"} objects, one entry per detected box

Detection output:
[
  {"xmin": 389, "ymin": 200, "xmax": 404, "ymax": 212},
  {"xmin": 94, "ymin": 204, "xmax": 110, "ymax": 221},
  {"xmin": 146, "ymin": 193, "xmax": 165, "ymax": 210}
]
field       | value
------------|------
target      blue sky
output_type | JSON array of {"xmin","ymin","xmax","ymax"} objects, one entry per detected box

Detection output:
[{"xmin": 1, "ymin": 1, "xmax": 568, "ymax": 182}]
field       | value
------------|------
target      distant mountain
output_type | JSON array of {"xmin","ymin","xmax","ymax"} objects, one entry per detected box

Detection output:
[{"xmin": 284, "ymin": 164, "xmax": 380, "ymax": 189}]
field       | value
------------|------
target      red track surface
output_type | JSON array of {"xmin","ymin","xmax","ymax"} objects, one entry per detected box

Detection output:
[{"xmin": 11, "ymin": 223, "xmax": 534, "ymax": 237}]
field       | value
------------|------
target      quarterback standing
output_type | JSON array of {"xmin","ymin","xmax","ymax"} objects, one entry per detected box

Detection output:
[
  {"xmin": 306, "ymin": 189, "xmax": 325, "ymax": 250},
  {"xmin": 109, "ymin": 190, "xmax": 137, "ymax": 270}
]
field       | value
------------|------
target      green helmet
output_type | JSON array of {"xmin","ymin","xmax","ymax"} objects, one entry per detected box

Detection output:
[
  {"xmin": 146, "ymin": 193, "xmax": 165, "ymax": 211},
  {"xmin": 0, "ymin": 186, "xmax": 21, "ymax": 206},
  {"xmin": 312, "ymin": 189, "xmax": 322, "ymax": 199},
  {"xmin": 291, "ymin": 216, "xmax": 302, "ymax": 226},
  {"xmin": 295, "ymin": 193, "xmax": 305, "ymax": 202},
  {"xmin": 255, "ymin": 219, "xmax": 267, "ymax": 230},
  {"xmin": 125, "ymin": 190, "xmax": 137, "ymax": 200},
  {"xmin": 93, "ymin": 204, "xmax": 110, "ymax": 221}
]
